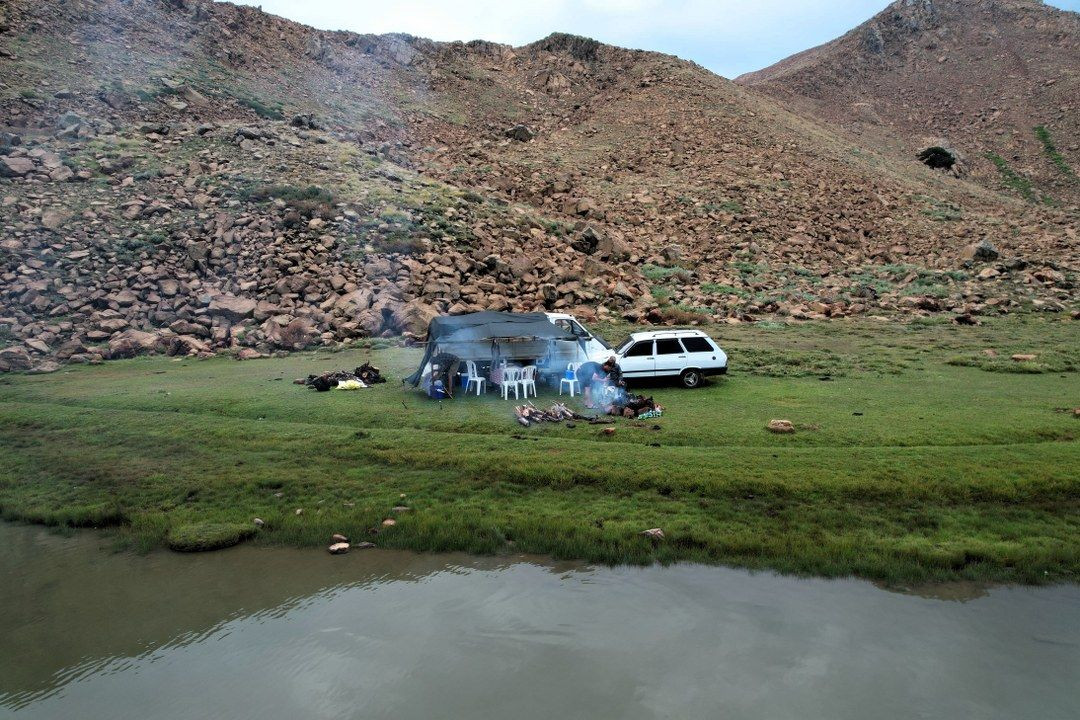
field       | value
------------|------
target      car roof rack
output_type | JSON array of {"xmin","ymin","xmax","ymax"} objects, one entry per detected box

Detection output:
[{"xmin": 635, "ymin": 327, "xmax": 702, "ymax": 335}]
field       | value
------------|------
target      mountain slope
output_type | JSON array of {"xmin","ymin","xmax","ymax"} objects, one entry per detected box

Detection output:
[
  {"xmin": 0, "ymin": 0, "xmax": 1076, "ymax": 370},
  {"xmin": 737, "ymin": 0, "xmax": 1080, "ymax": 205}
]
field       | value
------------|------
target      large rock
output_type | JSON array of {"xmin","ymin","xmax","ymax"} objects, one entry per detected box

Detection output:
[
  {"xmin": 961, "ymin": 240, "xmax": 999, "ymax": 262},
  {"xmin": 505, "ymin": 124, "xmax": 535, "ymax": 142},
  {"xmin": 26, "ymin": 361, "xmax": 62, "ymax": 375},
  {"xmin": 0, "ymin": 347, "xmax": 33, "ymax": 373},
  {"xmin": 766, "ymin": 419, "xmax": 796, "ymax": 434},
  {"xmin": 56, "ymin": 111, "xmax": 85, "ymax": 131},
  {"xmin": 40, "ymin": 208, "xmax": 71, "ymax": 231},
  {"xmin": 356, "ymin": 308, "xmax": 384, "ymax": 336},
  {"xmin": 0, "ymin": 156, "xmax": 34, "ymax": 177},
  {"xmin": 391, "ymin": 298, "xmax": 438, "ymax": 335},
  {"xmin": 263, "ymin": 316, "xmax": 319, "ymax": 349},
  {"xmin": 279, "ymin": 317, "xmax": 319, "ymax": 349},
  {"xmin": 108, "ymin": 329, "xmax": 163, "ymax": 359},
  {"xmin": 334, "ymin": 288, "xmax": 373, "ymax": 312},
  {"xmin": 572, "ymin": 226, "xmax": 602, "ymax": 254},
  {"xmin": 166, "ymin": 334, "xmax": 212, "ymax": 357},
  {"xmin": 596, "ymin": 233, "xmax": 631, "ymax": 261},
  {"xmin": 208, "ymin": 295, "xmax": 257, "ymax": 321}
]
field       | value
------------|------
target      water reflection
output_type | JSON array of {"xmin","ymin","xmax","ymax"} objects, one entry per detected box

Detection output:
[
  {"xmin": 872, "ymin": 579, "xmax": 991, "ymax": 602},
  {"xmin": 2, "ymin": 522, "xmax": 1079, "ymax": 720},
  {"xmin": 0, "ymin": 522, "xmax": 573, "ymax": 709}
]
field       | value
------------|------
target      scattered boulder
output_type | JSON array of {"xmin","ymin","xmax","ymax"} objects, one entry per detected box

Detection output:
[
  {"xmin": 0, "ymin": 155, "xmax": 34, "ymax": 177},
  {"xmin": 766, "ymin": 419, "xmax": 796, "ymax": 433},
  {"xmin": 1010, "ymin": 353, "xmax": 1037, "ymax": 362},
  {"xmin": 328, "ymin": 542, "xmax": 350, "ymax": 554},
  {"xmin": 572, "ymin": 225, "xmax": 602, "ymax": 254},
  {"xmin": 953, "ymin": 313, "xmax": 980, "ymax": 326},
  {"xmin": 208, "ymin": 295, "xmax": 257, "ymax": 321},
  {"xmin": 40, "ymin": 207, "xmax": 71, "ymax": 231},
  {"xmin": 391, "ymin": 298, "xmax": 438, "ymax": 336},
  {"xmin": 108, "ymin": 329, "xmax": 162, "ymax": 358},
  {"xmin": 26, "ymin": 361, "xmax": 62, "ymax": 374},
  {"xmin": 290, "ymin": 113, "xmax": 321, "ymax": 130},
  {"xmin": 0, "ymin": 347, "xmax": 33, "ymax": 372},
  {"xmin": 641, "ymin": 528, "xmax": 665, "ymax": 540},
  {"xmin": 505, "ymin": 124, "xmax": 535, "ymax": 142},
  {"xmin": 234, "ymin": 347, "xmax": 265, "ymax": 360},
  {"xmin": 961, "ymin": 240, "xmax": 999, "ymax": 262}
]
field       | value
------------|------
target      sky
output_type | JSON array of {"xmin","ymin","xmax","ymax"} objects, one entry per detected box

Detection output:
[{"xmin": 230, "ymin": 0, "xmax": 1080, "ymax": 79}]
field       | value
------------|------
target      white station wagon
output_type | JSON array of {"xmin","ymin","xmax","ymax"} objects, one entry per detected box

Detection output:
[{"xmin": 612, "ymin": 329, "xmax": 728, "ymax": 388}]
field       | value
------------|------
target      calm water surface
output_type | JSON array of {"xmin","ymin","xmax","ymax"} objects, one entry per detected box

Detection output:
[{"xmin": 1, "ymin": 522, "xmax": 1078, "ymax": 719}]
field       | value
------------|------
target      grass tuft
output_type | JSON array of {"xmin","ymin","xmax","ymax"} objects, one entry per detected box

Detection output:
[
  {"xmin": 167, "ymin": 521, "xmax": 256, "ymax": 552},
  {"xmin": 1034, "ymin": 126, "xmax": 1076, "ymax": 179}
]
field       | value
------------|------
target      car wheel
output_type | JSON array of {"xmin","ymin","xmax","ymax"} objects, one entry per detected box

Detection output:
[{"xmin": 680, "ymin": 369, "xmax": 703, "ymax": 388}]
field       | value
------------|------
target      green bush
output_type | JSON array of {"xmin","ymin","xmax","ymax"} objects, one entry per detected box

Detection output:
[
  {"xmin": 372, "ymin": 232, "xmax": 427, "ymax": 255},
  {"xmin": 238, "ymin": 96, "xmax": 284, "ymax": 120},
  {"xmin": 244, "ymin": 184, "xmax": 335, "ymax": 217},
  {"xmin": 701, "ymin": 283, "xmax": 748, "ymax": 297},
  {"xmin": 642, "ymin": 264, "xmax": 685, "ymax": 281}
]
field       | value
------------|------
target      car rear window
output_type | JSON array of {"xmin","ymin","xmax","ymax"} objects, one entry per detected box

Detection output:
[
  {"xmin": 624, "ymin": 341, "xmax": 654, "ymax": 357},
  {"xmin": 656, "ymin": 339, "xmax": 683, "ymax": 355},
  {"xmin": 680, "ymin": 337, "xmax": 713, "ymax": 353}
]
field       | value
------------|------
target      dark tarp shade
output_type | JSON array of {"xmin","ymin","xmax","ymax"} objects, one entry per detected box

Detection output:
[{"xmin": 404, "ymin": 311, "xmax": 576, "ymax": 385}]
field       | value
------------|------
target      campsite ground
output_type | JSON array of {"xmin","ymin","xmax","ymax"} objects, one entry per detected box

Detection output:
[{"xmin": 1, "ymin": 314, "xmax": 1077, "ymax": 584}]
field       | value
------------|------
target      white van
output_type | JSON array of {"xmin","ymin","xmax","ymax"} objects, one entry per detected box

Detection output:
[
  {"xmin": 544, "ymin": 312, "xmax": 612, "ymax": 362},
  {"xmin": 611, "ymin": 329, "xmax": 728, "ymax": 388}
]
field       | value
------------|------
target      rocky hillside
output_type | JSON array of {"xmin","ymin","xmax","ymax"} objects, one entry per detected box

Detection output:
[
  {"xmin": 738, "ymin": 0, "xmax": 1080, "ymax": 205},
  {"xmin": 0, "ymin": 0, "xmax": 1076, "ymax": 372}
]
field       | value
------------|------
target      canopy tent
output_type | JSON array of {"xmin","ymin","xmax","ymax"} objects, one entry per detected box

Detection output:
[{"xmin": 405, "ymin": 311, "xmax": 578, "ymax": 386}]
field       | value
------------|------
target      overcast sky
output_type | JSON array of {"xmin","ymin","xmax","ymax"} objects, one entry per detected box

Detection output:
[{"xmin": 230, "ymin": 0, "xmax": 1080, "ymax": 78}]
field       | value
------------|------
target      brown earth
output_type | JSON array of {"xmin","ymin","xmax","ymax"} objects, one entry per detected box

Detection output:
[
  {"xmin": 0, "ymin": 0, "xmax": 1076, "ymax": 370},
  {"xmin": 738, "ymin": 0, "xmax": 1080, "ymax": 204}
]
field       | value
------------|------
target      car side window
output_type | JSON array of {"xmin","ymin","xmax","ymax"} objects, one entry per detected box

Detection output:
[
  {"xmin": 656, "ymin": 339, "xmax": 683, "ymax": 355},
  {"xmin": 680, "ymin": 337, "xmax": 713, "ymax": 353},
  {"xmin": 625, "ymin": 341, "xmax": 654, "ymax": 357}
]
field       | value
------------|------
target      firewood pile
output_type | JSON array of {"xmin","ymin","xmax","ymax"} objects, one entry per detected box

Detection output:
[{"xmin": 514, "ymin": 402, "xmax": 592, "ymax": 427}]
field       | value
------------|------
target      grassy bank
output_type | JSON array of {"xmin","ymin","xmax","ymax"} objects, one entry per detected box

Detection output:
[{"xmin": 1, "ymin": 315, "xmax": 1078, "ymax": 584}]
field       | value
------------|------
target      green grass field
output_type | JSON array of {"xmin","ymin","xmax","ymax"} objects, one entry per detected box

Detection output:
[{"xmin": 1, "ymin": 315, "xmax": 1078, "ymax": 584}]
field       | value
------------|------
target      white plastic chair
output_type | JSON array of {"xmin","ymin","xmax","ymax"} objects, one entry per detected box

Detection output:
[
  {"xmin": 465, "ymin": 360, "xmax": 486, "ymax": 396},
  {"xmin": 560, "ymin": 362, "xmax": 580, "ymax": 397},
  {"xmin": 501, "ymin": 367, "xmax": 521, "ymax": 400},
  {"xmin": 520, "ymin": 365, "xmax": 537, "ymax": 399}
]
